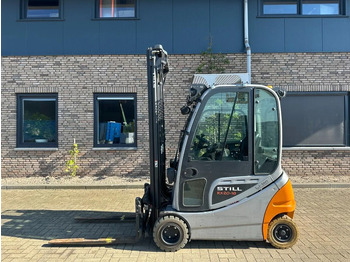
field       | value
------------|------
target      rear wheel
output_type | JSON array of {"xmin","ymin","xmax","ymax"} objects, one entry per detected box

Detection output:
[
  {"xmin": 267, "ymin": 215, "xmax": 299, "ymax": 249},
  {"xmin": 153, "ymin": 215, "xmax": 189, "ymax": 252}
]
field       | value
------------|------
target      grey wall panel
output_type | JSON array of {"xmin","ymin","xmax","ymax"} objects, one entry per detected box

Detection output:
[
  {"xmin": 209, "ymin": 0, "xmax": 243, "ymax": 53},
  {"xmin": 323, "ymin": 18, "xmax": 350, "ymax": 52},
  {"xmin": 136, "ymin": 0, "xmax": 173, "ymax": 54},
  {"xmin": 250, "ymin": 0, "xmax": 350, "ymax": 53},
  {"xmin": 172, "ymin": 0, "xmax": 210, "ymax": 54},
  {"xmin": 2, "ymin": 0, "xmax": 350, "ymax": 56},
  {"xmin": 2, "ymin": 23, "xmax": 28, "ymax": 56},
  {"xmin": 250, "ymin": 19, "xmax": 285, "ymax": 53},
  {"xmin": 63, "ymin": 22, "xmax": 100, "ymax": 55},
  {"xmin": 285, "ymin": 18, "xmax": 323, "ymax": 52},
  {"xmin": 26, "ymin": 22, "xmax": 64, "ymax": 55},
  {"xmin": 63, "ymin": 0, "xmax": 99, "ymax": 55},
  {"xmin": 99, "ymin": 20, "xmax": 137, "ymax": 54},
  {"xmin": 1, "ymin": 0, "xmax": 27, "ymax": 55}
]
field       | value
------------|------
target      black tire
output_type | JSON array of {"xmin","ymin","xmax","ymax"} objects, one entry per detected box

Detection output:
[
  {"xmin": 153, "ymin": 215, "xmax": 189, "ymax": 252},
  {"xmin": 267, "ymin": 215, "xmax": 299, "ymax": 249}
]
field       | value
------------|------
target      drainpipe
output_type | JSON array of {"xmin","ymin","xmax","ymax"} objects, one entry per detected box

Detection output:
[{"xmin": 244, "ymin": 0, "xmax": 251, "ymax": 84}]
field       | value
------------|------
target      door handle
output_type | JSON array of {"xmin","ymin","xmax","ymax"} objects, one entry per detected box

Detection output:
[{"xmin": 183, "ymin": 168, "xmax": 198, "ymax": 178}]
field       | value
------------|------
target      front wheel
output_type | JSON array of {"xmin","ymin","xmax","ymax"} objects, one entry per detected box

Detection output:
[
  {"xmin": 267, "ymin": 215, "xmax": 299, "ymax": 249},
  {"xmin": 153, "ymin": 215, "xmax": 189, "ymax": 252}
]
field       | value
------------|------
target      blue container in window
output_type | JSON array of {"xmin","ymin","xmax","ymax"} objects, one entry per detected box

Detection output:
[{"xmin": 106, "ymin": 122, "xmax": 121, "ymax": 143}]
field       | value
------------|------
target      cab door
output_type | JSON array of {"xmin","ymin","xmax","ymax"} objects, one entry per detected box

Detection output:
[{"xmin": 176, "ymin": 87, "xmax": 254, "ymax": 212}]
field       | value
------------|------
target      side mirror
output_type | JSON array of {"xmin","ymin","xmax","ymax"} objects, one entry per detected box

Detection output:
[
  {"xmin": 273, "ymin": 88, "xmax": 287, "ymax": 99},
  {"xmin": 181, "ymin": 106, "xmax": 191, "ymax": 115}
]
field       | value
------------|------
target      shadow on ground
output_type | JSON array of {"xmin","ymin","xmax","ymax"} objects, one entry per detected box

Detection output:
[
  {"xmin": 2, "ymin": 210, "xmax": 137, "ymax": 240},
  {"xmin": 1, "ymin": 209, "xmax": 269, "ymax": 251}
]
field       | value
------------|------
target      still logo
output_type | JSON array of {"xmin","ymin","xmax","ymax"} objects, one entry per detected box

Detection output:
[{"xmin": 217, "ymin": 186, "xmax": 243, "ymax": 192}]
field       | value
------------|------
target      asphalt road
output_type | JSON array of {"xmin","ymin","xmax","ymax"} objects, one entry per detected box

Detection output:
[{"xmin": 2, "ymin": 188, "xmax": 350, "ymax": 261}]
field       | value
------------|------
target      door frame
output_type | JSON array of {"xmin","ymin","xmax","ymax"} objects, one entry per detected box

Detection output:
[{"xmin": 174, "ymin": 86, "xmax": 254, "ymax": 212}]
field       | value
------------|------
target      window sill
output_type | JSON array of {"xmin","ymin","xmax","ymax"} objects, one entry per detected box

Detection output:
[
  {"xmin": 15, "ymin": 147, "xmax": 58, "ymax": 151},
  {"xmin": 92, "ymin": 147, "xmax": 137, "ymax": 151},
  {"xmin": 283, "ymin": 147, "xmax": 350, "ymax": 151},
  {"xmin": 17, "ymin": 19, "xmax": 65, "ymax": 22},
  {"xmin": 91, "ymin": 17, "xmax": 139, "ymax": 21},
  {"xmin": 257, "ymin": 15, "xmax": 349, "ymax": 19}
]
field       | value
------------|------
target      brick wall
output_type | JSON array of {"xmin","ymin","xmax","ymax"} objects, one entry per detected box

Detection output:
[
  {"xmin": 282, "ymin": 150, "xmax": 350, "ymax": 177},
  {"xmin": 252, "ymin": 53, "xmax": 350, "ymax": 87},
  {"xmin": 1, "ymin": 52, "xmax": 350, "ymax": 177}
]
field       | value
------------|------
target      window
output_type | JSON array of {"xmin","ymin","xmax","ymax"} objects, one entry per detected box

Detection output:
[
  {"xmin": 97, "ymin": 0, "xmax": 136, "ymax": 18},
  {"xmin": 94, "ymin": 94, "xmax": 136, "ymax": 148},
  {"xmin": 254, "ymin": 89, "xmax": 279, "ymax": 174},
  {"xmin": 22, "ymin": 0, "xmax": 61, "ymax": 19},
  {"xmin": 262, "ymin": 0, "xmax": 343, "ymax": 15},
  {"xmin": 190, "ymin": 92, "xmax": 249, "ymax": 161},
  {"xmin": 263, "ymin": 0, "xmax": 298, "ymax": 15},
  {"xmin": 281, "ymin": 92, "xmax": 349, "ymax": 147},
  {"xmin": 17, "ymin": 94, "xmax": 58, "ymax": 148},
  {"xmin": 302, "ymin": 0, "xmax": 340, "ymax": 15},
  {"xmin": 183, "ymin": 179, "xmax": 206, "ymax": 207}
]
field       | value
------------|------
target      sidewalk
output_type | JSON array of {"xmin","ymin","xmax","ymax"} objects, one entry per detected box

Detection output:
[{"xmin": 2, "ymin": 187, "xmax": 350, "ymax": 261}]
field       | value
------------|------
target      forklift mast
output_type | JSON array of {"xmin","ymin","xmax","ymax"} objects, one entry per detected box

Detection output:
[{"xmin": 146, "ymin": 45, "xmax": 171, "ymax": 225}]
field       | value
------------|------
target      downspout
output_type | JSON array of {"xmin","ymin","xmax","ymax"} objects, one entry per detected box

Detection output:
[{"xmin": 244, "ymin": 0, "xmax": 251, "ymax": 84}]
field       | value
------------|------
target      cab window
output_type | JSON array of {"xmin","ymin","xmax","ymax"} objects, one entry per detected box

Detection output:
[
  {"xmin": 189, "ymin": 92, "xmax": 249, "ymax": 161},
  {"xmin": 254, "ymin": 89, "xmax": 279, "ymax": 174}
]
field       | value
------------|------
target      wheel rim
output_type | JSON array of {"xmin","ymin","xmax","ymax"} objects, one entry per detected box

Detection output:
[
  {"xmin": 273, "ymin": 223, "xmax": 293, "ymax": 243},
  {"xmin": 161, "ymin": 223, "xmax": 182, "ymax": 246}
]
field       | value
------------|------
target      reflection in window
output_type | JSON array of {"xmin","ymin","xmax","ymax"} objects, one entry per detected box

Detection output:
[
  {"xmin": 262, "ymin": 0, "xmax": 342, "ymax": 15},
  {"xmin": 254, "ymin": 89, "xmax": 279, "ymax": 174},
  {"xmin": 18, "ymin": 95, "xmax": 58, "ymax": 147},
  {"xmin": 302, "ymin": 1, "xmax": 339, "ymax": 15},
  {"xmin": 263, "ymin": 0, "xmax": 298, "ymax": 15},
  {"xmin": 95, "ymin": 95, "xmax": 136, "ymax": 147},
  {"xmin": 190, "ymin": 92, "xmax": 249, "ymax": 161},
  {"xmin": 98, "ymin": 0, "xmax": 136, "ymax": 18},
  {"xmin": 25, "ymin": 0, "xmax": 60, "ymax": 18},
  {"xmin": 183, "ymin": 179, "xmax": 206, "ymax": 206},
  {"xmin": 281, "ymin": 93, "xmax": 347, "ymax": 146}
]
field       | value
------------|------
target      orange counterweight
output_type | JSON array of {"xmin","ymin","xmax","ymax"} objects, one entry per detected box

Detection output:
[{"xmin": 262, "ymin": 180, "xmax": 296, "ymax": 240}]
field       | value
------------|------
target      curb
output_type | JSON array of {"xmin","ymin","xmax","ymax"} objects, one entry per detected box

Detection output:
[
  {"xmin": 2, "ymin": 183, "xmax": 350, "ymax": 190},
  {"xmin": 1, "ymin": 184, "xmax": 144, "ymax": 190},
  {"xmin": 293, "ymin": 183, "xmax": 350, "ymax": 188}
]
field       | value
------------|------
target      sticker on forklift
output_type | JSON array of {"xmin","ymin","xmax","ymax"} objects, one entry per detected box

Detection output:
[
  {"xmin": 212, "ymin": 183, "xmax": 257, "ymax": 204},
  {"xmin": 105, "ymin": 238, "xmax": 113, "ymax": 244},
  {"xmin": 155, "ymin": 160, "xmax": 158, "ymax": 168}
]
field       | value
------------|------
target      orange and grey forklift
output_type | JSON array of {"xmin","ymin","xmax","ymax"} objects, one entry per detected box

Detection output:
[{"xmin": 49, "ymin": 45, "xmax": 298, "ymax": 251}]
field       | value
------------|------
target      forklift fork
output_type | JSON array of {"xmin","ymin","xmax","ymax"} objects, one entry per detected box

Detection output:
[
  {"xmin": 48, "ymin": 197, "xmax": 144, "ymax": 246},
  {"xmin": 74, "ymin": 213, "xmax": 136, "ymax": 223}
]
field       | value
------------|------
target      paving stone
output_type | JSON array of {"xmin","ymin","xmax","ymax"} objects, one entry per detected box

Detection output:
[{"xmin": 2, "ymin": 188, "xmax": 350, "ymax": 261}]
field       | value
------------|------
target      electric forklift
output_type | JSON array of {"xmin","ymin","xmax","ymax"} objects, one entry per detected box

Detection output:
[{"xmin": 49, "ymin": 45, "xmax": 298, "ymax": 251}]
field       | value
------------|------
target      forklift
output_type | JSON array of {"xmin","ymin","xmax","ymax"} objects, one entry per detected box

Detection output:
[{"xmin": 49, "ymin": 45, "xmax": 298, "ymax": 251}]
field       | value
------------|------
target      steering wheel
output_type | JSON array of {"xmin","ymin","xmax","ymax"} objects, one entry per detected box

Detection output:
[{"xmin": 196, "ymin": 134, "xmax": 208, "ymax": 144}]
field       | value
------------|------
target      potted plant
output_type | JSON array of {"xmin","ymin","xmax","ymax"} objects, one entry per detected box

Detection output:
[{"xmin": 120, "ymin": 121, "xmax": 135, "ymax": 144}]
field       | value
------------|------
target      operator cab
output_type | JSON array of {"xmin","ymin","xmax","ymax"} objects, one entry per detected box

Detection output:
[{"xmin": 171, "ymin": 74, "xmax": 283, "ymax": 212}]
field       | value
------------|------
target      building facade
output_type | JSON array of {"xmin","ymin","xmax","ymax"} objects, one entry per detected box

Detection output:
[{"xmin": 2, "ymin": 0, "xmax": 350, "ymax": 178}]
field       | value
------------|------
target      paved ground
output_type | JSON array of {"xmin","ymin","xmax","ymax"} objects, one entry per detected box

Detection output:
[{"xmin": 2, "ymin": 188, "xmax": 350, "ymax": 261}]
